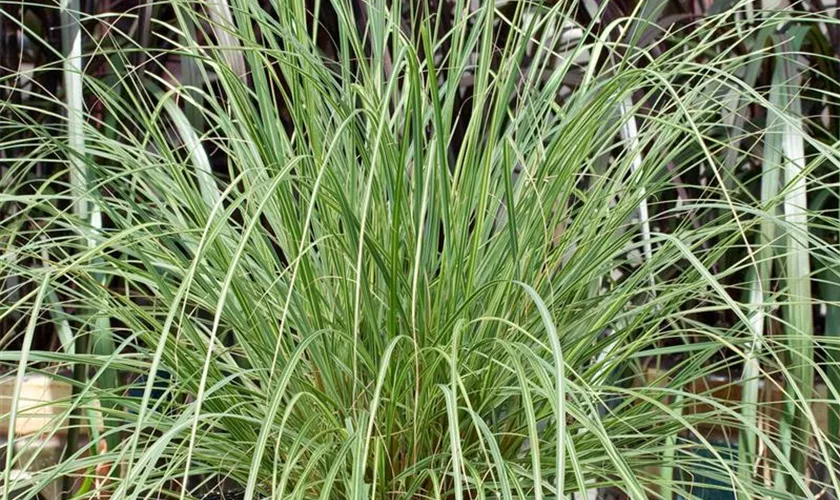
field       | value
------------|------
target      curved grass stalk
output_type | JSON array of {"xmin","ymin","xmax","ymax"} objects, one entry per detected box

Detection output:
[
  {"xmin": 771, "ymin": 32, "xmax": 815, "ymax": 495},
  {"xmin": 739, "ymin": 42, "xmax": 784, "ymax": 498},
  {"xmin": 204, "ymin": 0, "xmax": 246, "ymax": 82}
]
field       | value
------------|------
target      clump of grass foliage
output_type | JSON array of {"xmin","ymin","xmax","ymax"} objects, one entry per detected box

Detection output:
[{"xmin": 1, "ymin": 0, "xmax": 840, "ymax": 499}]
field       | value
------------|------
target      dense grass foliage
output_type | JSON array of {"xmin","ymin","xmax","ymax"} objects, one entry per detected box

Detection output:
[{"xmin": 1, "ymin": 1, "xmax": 840, "ymax": 499}]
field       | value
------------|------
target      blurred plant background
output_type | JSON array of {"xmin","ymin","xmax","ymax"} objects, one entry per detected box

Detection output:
[{"xmin": 1, "ymin": 0, "xmax": 840, "ymax": 499}]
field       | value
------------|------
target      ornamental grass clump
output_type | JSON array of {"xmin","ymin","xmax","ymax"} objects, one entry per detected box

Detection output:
[{"xmin": 1, "ymin": 1, "xmax": 840, "ymax": 499}]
